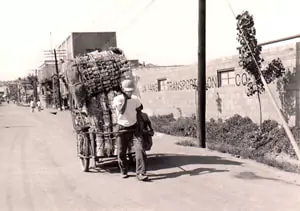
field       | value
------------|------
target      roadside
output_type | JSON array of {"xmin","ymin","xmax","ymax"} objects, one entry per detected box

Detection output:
[
  {"xmin": 150, "ymin": 114, "xmax": 300, "ymax": 174},
  {"xmin": 45, "ymin": 107, "xmax": 300, "ymax": 186},
  {"xmin": 25, "ymin": 105, "xmax": 300, "ymax": 179}
]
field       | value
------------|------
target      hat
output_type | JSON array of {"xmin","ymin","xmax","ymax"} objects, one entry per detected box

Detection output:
[{"xmin": 121, "ymin": 79, "xmax": 135, "ymax": 92}]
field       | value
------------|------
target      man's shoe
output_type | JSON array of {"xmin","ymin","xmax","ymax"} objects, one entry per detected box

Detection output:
[
  {"xmin": 121, "ymin": 173, "xmax": 129, "ymax": 179},
  {"xmin": 137, "ymin": 174, "xmax": 148, "ymax": 181}
]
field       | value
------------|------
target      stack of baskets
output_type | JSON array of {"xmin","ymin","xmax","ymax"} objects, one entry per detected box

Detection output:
[
  {"xmin": 68, "ymin": 47, "xmax": 130, "ymax": 157},
  {"xmin": 72, "ymin": 47, "xmax": 130, "ymax": 97}
]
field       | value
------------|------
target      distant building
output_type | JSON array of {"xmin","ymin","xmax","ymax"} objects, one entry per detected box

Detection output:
[
  {"xmin": 37, "ymin": 62, "xmax": 56, "ymax": 83},
  {"xmin": 37, "ymin": 62, "xmax": 56, "ymax": 107},
  {"xmin": 38, "ymin": 32, "xmax": 117, "ymax": 108},
  {"xmin": 57, "ymin": 32, "xmax": 117, "ymax": 61},
  {"xmin": 128, "ymin": 59, "xmax": 140, "ymax": 68},
  {"xmin": 134, "ymin": 42, "xmax": 300, "ymax": 126},
  {"xmin": 0, "ymin": 86, "xmax": 7, "ymax": 98}
]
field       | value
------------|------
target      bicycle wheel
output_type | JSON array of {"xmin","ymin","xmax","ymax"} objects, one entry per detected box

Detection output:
[{"xmin": 77, "ymin": 133, "xmax": 90, "ymax": 172}]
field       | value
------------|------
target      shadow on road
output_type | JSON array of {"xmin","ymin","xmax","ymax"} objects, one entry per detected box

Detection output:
[
  {"xmin": 0, "ymin": 125, "xmax": 33, "ymax": 129},
  {"xmin": 234, "ymin": 171, "xmax": 300, "ymax": 187},
  {"xmin": 149, "ymin": 167, "xmax": 229, "ymax": 181},
  {"xmin": 91, "ymin": 153, "xmax": 242, "ymax": 180},
  {"xmin": 0, "ymin": 125, "xmax": 32, "ymax": 129},
  {"xmin": 142, "ymin": 153, "xmax": 242, "ymax": 181},
  {"xmin": 93, "ymin": 159, "xmax": 120, "ymax": 174},
  {"xmin": 146, "ymin": 153, "xmax": 243, "ymax": 171}
]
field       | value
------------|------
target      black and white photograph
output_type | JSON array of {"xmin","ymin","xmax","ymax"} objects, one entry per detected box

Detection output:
[{"xmin": 0, "ymin": 0, "xmax": 300, "ymax": 210}]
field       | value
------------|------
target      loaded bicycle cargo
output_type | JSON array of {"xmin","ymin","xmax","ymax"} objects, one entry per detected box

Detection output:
[
  {"xmin": 71, "ymin": 47, "xmax": 130, "ymax": 98},
  {"xmin": 63, "ymin": 47, "xmax": 135, "ymax": 172}
]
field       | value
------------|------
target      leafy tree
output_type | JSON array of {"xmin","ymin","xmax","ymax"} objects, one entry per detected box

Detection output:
[
  {"xmin": 276, "ymin": 70, "xmax": 296, "ymax": 122},
  {"xmin": 26, "ymin": 74, "xmax": 38, "ymax": 100},
  {"xmin": 7, "ymin": 83, "xmax": 18, "ymax": 101},
  {"xmin": 236, "ymin": 11, "xmax": 285, "ymax": 128}
]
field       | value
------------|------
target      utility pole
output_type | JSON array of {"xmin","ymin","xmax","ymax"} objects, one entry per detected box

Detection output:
[
  {"xmin": 35, "ymin": 69, "xmax": 38, "ymax": 101},
  {"xmin": 54, "ymin": 49, "xmax": 62, "ymax": 110},
  {"xmin": 43, "ymin": 49, "xmax": 65, "ymax": 110},
  {"xmin": 31, "ymin": 69, "xmax": 38, "ymax": 101},
  {"xmin": 17, "ymin": 81, "xmax": 20, "ymax": 103},
  {"xmin": 197, "ymin": 0, "xmax": 206, "ymax": 148}
]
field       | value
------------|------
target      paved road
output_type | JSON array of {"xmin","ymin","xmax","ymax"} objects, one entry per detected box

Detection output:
[{"xmin": 0, "ymin": 104, "xmax": 300, "ymax": 211}]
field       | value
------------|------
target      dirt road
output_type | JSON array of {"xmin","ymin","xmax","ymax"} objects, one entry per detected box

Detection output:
[{"xmin": 0, "ymin": 104, "xmax": 299, "ymax": 211}]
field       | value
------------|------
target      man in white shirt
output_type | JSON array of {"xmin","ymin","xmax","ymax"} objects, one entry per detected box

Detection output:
[{"xmin": 113, "ymin": 79, "xmax": 148, "ymax": 181}]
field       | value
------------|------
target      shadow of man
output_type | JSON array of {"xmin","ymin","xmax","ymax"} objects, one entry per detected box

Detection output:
[
  {"xmin": 146, "ymin": 153, "xmax": 243, "ymax": 172},
  {"xmin": 149, "ymin": 167, "xmax": 229, "ymax": 181}
]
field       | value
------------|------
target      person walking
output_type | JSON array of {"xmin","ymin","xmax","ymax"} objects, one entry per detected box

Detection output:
[
  {"xmin": 37, "ymin": 100, "xmax": 41, "ymax": 112},
  {"xmin": 30, "ymin": 99, "xmax": 35, "ymax": 112},
  {"xmin": 113, "ymin": 79, "xmax": 148, "ymax": 181}
]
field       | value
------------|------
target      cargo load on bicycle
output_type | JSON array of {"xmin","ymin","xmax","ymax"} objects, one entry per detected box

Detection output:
[{"xmin": 62, "ymin": 47, "xmax": 136, "ymax": 171}]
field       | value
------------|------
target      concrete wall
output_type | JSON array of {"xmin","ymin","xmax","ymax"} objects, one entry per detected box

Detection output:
[{"xmin": 134, "ymin": 42, "xmax": 298, "ymax": 125}]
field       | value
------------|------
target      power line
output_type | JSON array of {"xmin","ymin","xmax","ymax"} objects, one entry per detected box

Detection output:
[
  {"xmin": 100, "ymin": 0, "xmax": 156, "ymax": 49},
  {"xmin": 118, "ymin": 0, "xmax": 156, "ymax": 31},
  {"xmin": 70, "ymin": 0, "xmax": 156, "ymax": 56},
  {"xmin": 40, "ymin": 0, "xmax": 156, "ymax": 66},
  {"xmin": 70, "ymin": 1, "xmax": 140, "ymax": 44}
]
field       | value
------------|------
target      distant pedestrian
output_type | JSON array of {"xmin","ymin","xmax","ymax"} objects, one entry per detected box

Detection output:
[
  {"xmin": 30, "ymin": 100, "xmax": 35, "ymax": 112},
  {"xmin": 37, "ymin": 100, "xmax": 41, "ymax": 112}
]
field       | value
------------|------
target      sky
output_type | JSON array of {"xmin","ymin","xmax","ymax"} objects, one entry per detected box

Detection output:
[{"xmin": 0, "ymin": 0, "xmax": 300, "ymax": 80}]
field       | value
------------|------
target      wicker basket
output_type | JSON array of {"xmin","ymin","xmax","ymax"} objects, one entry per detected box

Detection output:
[{"xmin": 71, "ymin": 48, "xmax": 130, "ymax": 97}]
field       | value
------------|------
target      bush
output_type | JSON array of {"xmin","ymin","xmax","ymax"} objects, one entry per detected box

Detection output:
[
  {"xmin": 151, "ymin": 113, "xmax": 300, "ymax": 173},
  {"xmin": 175, "ymin": 140, "xmax": 197, "ymax": 147},
  {"xmin": 150, "ymin": 114, "xmax": 175, "ymax": 134},
  {"xmin": 169, "ymin": 117, "xmax": 197, "ymax": 137}
]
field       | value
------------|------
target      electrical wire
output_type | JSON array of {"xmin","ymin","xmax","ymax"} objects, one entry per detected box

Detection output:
[
  {"xmin": 69, "ymin": 0, "xmax": 156, "ymax": 59},
  {"xmin": 42, "ymin": 0, "xmax": 156, "ymax": 65},
  {"xmin": 70, "ymin": 0, "xmax": 142, "ymax": 44}
]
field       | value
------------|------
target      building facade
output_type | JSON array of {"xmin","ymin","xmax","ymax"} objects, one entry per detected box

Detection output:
[
  {"xmin": 57, "ymin": 32, "xmax": 117, "ymax": 61},
  {"xmin": 56, "ymin": 32, "xmax": 118, "ymax": 108},
  {"xmin": 37, "ymin": 62, "xmax": 56, "ymax": 107},
  {"xmin": 134, "ymin": 42, "xmax": 300, "ymax": 126},
  {"xmin": 38, "ymin": 62, "xmax": 56, "ymax": 82}
]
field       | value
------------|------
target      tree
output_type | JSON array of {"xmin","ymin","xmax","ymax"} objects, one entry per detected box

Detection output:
[
  {"xmin": 236, "ymin": 11, "xmax": 285, "ymax": 128},
  {"xmin": 26, "ymin": 74, "xmax": 38, "ymax": 100},
  {"xmin": 276, "ymin": 70, "xmax": 296, "ymax": 122},
  {"xmin": 7, "ymin": 83, "xmax": 18, "ymax": 101}
]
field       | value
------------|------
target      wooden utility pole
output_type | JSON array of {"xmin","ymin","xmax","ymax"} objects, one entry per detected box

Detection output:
[
  {"xmin": 197, "ymin": 0, "xmax": 206, "ymax": 148},
  {"xmin": 43, "ymin": 49, "xmax": 65, "ymax": 110},
  {"xmin": 35, "ymin": 69, "xmax": 38, "ymax": 101},
  {"xmin": 31, "ymin": 69, "xmax": 38, "ymax": 101},
  {"xmin": 54, "ymin": 49, "xmax": 62, "ymax": 110},
  {"xmin": 17, "ymin": 81, "xmax": 20, "ymax": 103}
]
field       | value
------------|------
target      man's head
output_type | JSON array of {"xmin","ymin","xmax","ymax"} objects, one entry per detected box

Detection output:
[{"xmin": 121, "ymin": 79, "xmax": 135, "ymax": 98}]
